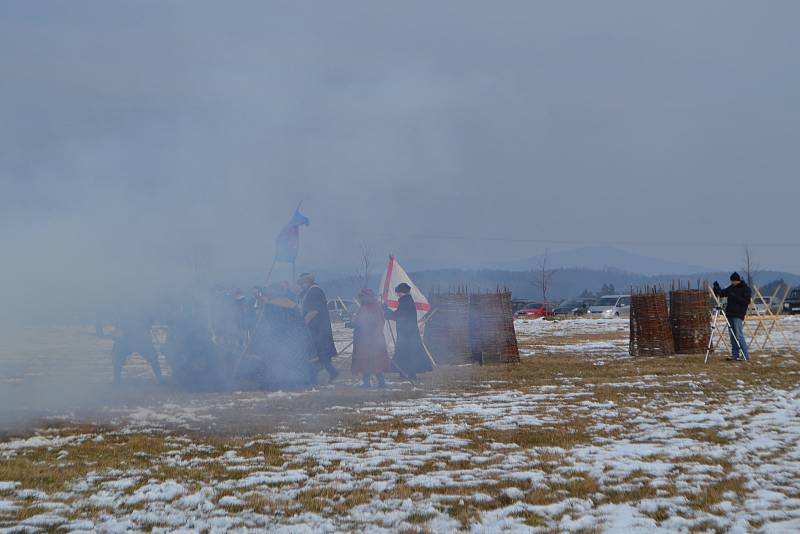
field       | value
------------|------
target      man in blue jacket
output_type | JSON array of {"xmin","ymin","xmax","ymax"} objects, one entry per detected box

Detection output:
[{"xmin": 713, "ymin": 272, "xmax": 753, "ymax": 361}]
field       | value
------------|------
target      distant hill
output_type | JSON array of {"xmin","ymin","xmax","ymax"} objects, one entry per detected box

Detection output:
[
  {"xmin": 482, "ymin": 246, "xmax": 713, "ymax": 276},
  {"xmin": 321, "ymin": 267, "xmax": 800, "ymax": 302}
]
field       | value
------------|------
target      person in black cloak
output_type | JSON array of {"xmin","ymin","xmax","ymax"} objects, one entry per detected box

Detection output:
[
  {"xmin": 162, "ymin": 300, "xmax": 226, "ymax": 392},
  {"xmin": 384, "ymin": 283, "xmax": 432, "ymax": 381},
  {"xmin": 298, "ymin": 273, "xmax": 339, "ymax": 382},
  {"xmin": 247, "ymin": 286, "xmax": 316, "ymax": 390}
]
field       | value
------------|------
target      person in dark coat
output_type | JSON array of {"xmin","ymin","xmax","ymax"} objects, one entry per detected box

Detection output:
[
  {"xmin": 247, "ymin": 289, "xmax": 316, "ymax": 390},
  {"xmin": 384, "ymin": 283, "xmax": 432, "ymax": 381},
  {"xmin": 112, "ymin": 311, "xmax": 163, "ymax": 385},
  {"xmin": 163, "ymin": 303, "xmax": 225, "ymax": 391},
  {"xmin": 713, "ymin": 272, "xmax": 753, "ymax": 361},
  {"xmin": 351, "ymin": 288, "xmax": 392, "ymax": 388},
  {"xmin": 298, "ymin": 273, "xmax": 339, "ymax": 382}
]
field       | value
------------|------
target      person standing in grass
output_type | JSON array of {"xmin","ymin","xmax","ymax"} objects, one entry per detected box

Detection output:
[
  {"xmin": 298, "ymin": 273, "xmax": 339, "ymax": 382},
  {"xmin": 384, "ymin": 283, "xmax": 432, "ymax": 381},
  {"xmin": 351, "ymin": 288, "xmax": 391, "ymax": 388},
  {"xmin": 713, "ymin": 272, "xmax": 752, "ymax": 362}
]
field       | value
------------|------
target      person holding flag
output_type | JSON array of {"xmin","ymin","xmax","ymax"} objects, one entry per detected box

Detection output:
[{"xmin": 384, "ymin": 282, "xmax": 432, "ymax": 381}]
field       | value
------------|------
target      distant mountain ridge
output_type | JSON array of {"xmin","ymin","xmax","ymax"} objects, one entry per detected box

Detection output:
[
  {"xmin": 322, "ymin": 267, "xmax": 800, "ymax": 302},
  {"xmin": 482, "ymin": 246, "xmax": 713, "ymax": 276}
]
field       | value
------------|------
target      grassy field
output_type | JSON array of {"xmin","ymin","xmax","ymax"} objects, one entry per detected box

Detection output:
[{"xmin": 1, "ymin": 318, "xmax": 799, "ymax": 532}]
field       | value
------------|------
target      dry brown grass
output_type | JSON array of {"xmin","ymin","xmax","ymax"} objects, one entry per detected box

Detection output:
[
  {"xmin": 458, "ymin": 421, "xmax": 593, "ymax": 451},
  {"xmin": 511, "ymin": 509, "xmax": 547, "ymax": 527},
  {"xmin": 2, "ymin": 323, "xmax": 798, "ymax": 530},
  {"xmin": 406, "ymin": 511, "xmax": 437, "ymax": 524},
  {"xmin": 240, "ymin": 440, "xmax": 285, "ymax": 466},
  {"xmin": 686, "ymin": 477, "xmax": 747, "ymax": 511},
  {"xmin": 679, "ymin": 427, "xmax": 733, "ymax": 446},
  {"xmin": 0, "ymin": 433, "xmax": 169, "ymax": 492},
  {"xmin": 296, "ymin": 486, "xmax": 338, "ymax": 514}
]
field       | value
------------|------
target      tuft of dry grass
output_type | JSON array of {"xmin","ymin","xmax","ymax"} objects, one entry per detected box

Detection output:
[
  {"xmin": 405, "ymin": 511, "xmax": 436, "ymax": 524},
  {"xmin": 679, "ymin": 427, "xmax": 732, "ymax": 446},
  {"xmin": 458, "ymin": 422, "xmax": 592, "ymax": 450},
  {"xmin": 642, "ymin": 506, "xmax": 671, "ymax": 524},
  {"xmin": 240, "ymin": 440, "xmax": 285, "ymax": 466},
  {"xmin": 686, "ymin": 477, "xmax": 747, "ymax": 511}
]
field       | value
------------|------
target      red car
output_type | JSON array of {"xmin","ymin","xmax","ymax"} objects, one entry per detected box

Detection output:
[{"xmin": 514, "ymin": 302, "xmax": 552, "ymax": 318}]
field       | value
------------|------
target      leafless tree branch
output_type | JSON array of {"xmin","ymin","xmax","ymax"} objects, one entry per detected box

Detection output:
[
  {"xmin": 743, "ymin": 244, "xmax": 759, "ymax": 287},
  {"xmin": 356, "ymin": 242, "xmax": 373, "ymax": 290},
  {"xmin": 533, "ymin": 250, "xmax": 557, "ymax": 304}
]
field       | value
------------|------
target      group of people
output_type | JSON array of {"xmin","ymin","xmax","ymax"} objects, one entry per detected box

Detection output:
[
  {"xmin": 350, "ymin": 283, "xmax": 433, "ymax": 386},
  {"xmin": 109, "ymin": 274, "xmax": 433, "ymax": 389}
]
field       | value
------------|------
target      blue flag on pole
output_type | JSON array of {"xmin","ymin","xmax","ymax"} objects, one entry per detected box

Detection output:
[{"xmin": 275, "ymin": 204, "xmax": 310, "ymax": 263}]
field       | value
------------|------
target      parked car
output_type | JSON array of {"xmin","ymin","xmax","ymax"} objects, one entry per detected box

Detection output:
[
  {"xmin": 751, "ymin": 295, "xmax": 781, "ymax": 315},
  {"xmin": 511, "ymin": 299, "xmax": 531, "ymax": 314},
  {"xmin": 327, "ymin": 298, "xmax": 359, "ymax": 322},
  {"xmin": 587, "ymin": 295, "xmax": 631, "ymax": 318},
  {"xmin": 784, "ymin": 287, "xmax": 800, "ymax": 314},
  {"xmin": 514, "ymin": 302, "xmax": 553, "ymax": 319},
  {"xmin": 553, "ymin": 299, "xmax": 591, "ymax": 316}
]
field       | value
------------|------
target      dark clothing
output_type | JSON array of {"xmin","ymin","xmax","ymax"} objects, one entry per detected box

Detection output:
[
  {"xmin": 385, "ymin": 294, "xmax": 432, "ymax": 377},
  {"xmin": 248, "ymin": 303, "xmax": 316, "ymax": 389},
  {"xmin": 715, "ymin": 282, "xmax": 752, "ymax": 320},
  {"xmin": 163, "ymin": 316, "xmax": 225, "ymax": 391},
  {"xmin": 301, "ymin": 285, "xmax": 337, "ymax": 363},
  {"xmin": 112, "ymin": 314, "xmax": 162, "ymax": 384},
  {"xmin": 234, "ymin": 298, "xmax": 250, "ymax": 332},
  {"xmin": 351, "ymin": 302, "xmax": 392, "ymax": 375}
]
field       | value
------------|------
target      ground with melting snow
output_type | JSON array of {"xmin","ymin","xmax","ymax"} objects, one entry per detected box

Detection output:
[{"xmin": 1, "ymin": 317, "xmax": 800, "ymax": 533}]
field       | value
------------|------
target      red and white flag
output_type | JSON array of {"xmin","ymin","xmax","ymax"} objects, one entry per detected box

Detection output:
[{"xmin": 379, "ymin": 254, "xmax": 430, "ymax": 319}]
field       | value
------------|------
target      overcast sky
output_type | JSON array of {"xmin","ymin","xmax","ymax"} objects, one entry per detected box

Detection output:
[{"xmin": 2, "ymin": 1, "xmax": 800, "ymax": 313}]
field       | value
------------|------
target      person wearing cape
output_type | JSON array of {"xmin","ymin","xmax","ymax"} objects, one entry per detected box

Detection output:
[
  {"xmin": 298, "ymin": 273, "xmax": 339, "ymax": 382},
  {"xmin": 351, "ymin": 288, "xmax": 391, "ymax": 388},
  {"xmin": 242, "ymin": 285, "xmax": 316, "ymax": 390},
  {"xmin": 384, "ymin": 283, "xmax": 432, "ymax": 381}
]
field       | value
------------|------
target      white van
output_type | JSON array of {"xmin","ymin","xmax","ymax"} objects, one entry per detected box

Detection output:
[{"xmin": 587, "ymin": 295, "xmax": 631, "ymax": 318}]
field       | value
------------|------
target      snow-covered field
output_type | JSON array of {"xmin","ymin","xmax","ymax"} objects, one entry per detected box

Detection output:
[{"xmin": 1, "ymin": 318, "xmax": 799, "ymax": 532}]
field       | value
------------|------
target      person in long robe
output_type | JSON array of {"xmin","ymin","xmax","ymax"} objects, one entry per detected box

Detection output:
[
  {"xmin": 351, "ymin": 288, "xmax": 391, "ymax": 388},
  {"xmin": 248, "ymin": 288, "xmax": 316, "ymax": 390},
  {"xmin": 384, "ymin": 283, "xmax": 432, "ymax": 381},
  {"xmin": 163, "ymin": 303, "xmax": 225, "ymax": 392},
  {"xmin": 298, "ymin": 273, "xmax": 339, "ymax": 382}
]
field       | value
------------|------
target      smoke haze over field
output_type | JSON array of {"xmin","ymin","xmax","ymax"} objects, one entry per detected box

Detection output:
[{"xmin": 2, "ymin": 1, "xmax": 800, "ymax": 323}]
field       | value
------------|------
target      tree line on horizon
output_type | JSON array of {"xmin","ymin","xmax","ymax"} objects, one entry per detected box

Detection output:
[{"xmin": 322, "ymin": 267, "xmax": 800, "ymax": 303}]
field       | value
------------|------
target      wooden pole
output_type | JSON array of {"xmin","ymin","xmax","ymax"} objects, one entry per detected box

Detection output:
[{"xmin": 265, "ymin": 257, "xmax": 278, "ymax": 286}]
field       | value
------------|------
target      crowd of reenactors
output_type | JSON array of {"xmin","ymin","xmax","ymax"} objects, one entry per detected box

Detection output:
[{"xmin": 106, "ymin": 274, "xmax": 432, "ymax": 391}]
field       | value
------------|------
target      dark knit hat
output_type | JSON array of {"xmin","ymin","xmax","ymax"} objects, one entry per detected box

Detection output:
[
  {"xmin": 730, "ymin": 272, "xmax": 741, "ymax": 281},
  {"xmin": 395, "ymin": 282, "xmax": 411, "ymax": 294}
]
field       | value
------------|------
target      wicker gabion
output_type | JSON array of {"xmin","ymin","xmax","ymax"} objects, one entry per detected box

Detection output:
[
  {"xmin": 669, "ymin": 282, "xmax": 711, "ymax": 354},
  {"xmin": 630, "ymin": 288, "xmax": 675, "ymax": 357},
  {"xmin": 469, "ymin": 289, "xmax": 520, "ymax": 363},
  {"xmin": 424, "ymin": 291, "xmax": 472, "ymax": 364}
]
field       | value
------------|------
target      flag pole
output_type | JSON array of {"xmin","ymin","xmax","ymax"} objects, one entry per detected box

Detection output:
[{"xmin": 265, "ymin": 257, "xmax": 277, "ymax": 285}]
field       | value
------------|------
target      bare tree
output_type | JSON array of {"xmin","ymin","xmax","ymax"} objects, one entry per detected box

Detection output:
[
  {"xmin": 533, "ymin": 250, "xmax": 557, "ymax": 305},
  {"xmin": 356, "ymin": 242, "xmax": 373, "ymax": 289},
  {"xmin": 742, "ymin": 244, "xmax": 759, "ymax": 287}
]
